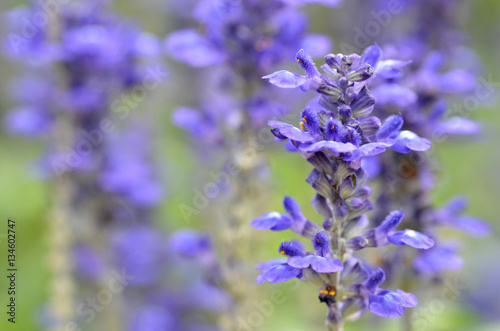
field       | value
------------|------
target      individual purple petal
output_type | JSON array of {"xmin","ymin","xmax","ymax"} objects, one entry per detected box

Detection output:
[
  {"xmin": 312, "ymin": 231, "xmax": 330, "ymax": 257},
  {"xmin": 283, "ymin": 196, "xmax": 306, "ymax": 221},
  {"xmin": 435, "ymin": 117, "xmax": 481, "ymax": 136},
  {"xmin": 371, "ymin": 84, "xmax": 417, "ymax": 108},
  {"xmin": 279, "ymin": 240, "xmax": 306, "ymax": 257},
  {"xmin": 250, "ymin": 212, "xmax": 292, "ymax": 231},
  {"xmin": 287, "ymin": 255, "xmax": 343, "ymax": 273},
  {"xmin": 369, "ymin": 290, "xmax": 417, "ymax": 318},
  {"xmin": 284, "ymin": 140, "xmax": 298, "ymax": 152},
  {"xmin": 169, "ymin": 229, "xmax": 212, "ymax": 257},
  {"xmin": 376, "ymin": 115, "xmax": 403, "ymax": 141},
  {"xmin": 391, "ymin": 131, "xmax": 431, "ymax": 153},
  {"xmin": 343, "ymin": 143, "xmax": 386, "ymax": 162},
  {"xmin": 301, "ymin": 34, "xmax": 331, "ymax": 57},
  {"xmin": 128, "ymin": 305, "xmax": 175, "ymax": 331},
  {"xmin": 439, "ymin": 69, "xmax": 476, "ymax": 94},
  {"xmin": 282, "ymin": 196, "xmax": 321, "ymax": 237},
  {"xmin": 255, "ymin": 258, "xmax": 288, "ymax": 270},
  {"xmin": 165, "ymin": 29, "xmax": 224, "ymax": 67},
  {"xmin": 388, "ymin": 230, "xmax": 435, "ymax": 249},
  {"xmin": 375, "ymin": 59, "xmax": 412, "ymax": 79},
  {"xmin": 296, "ymin": 49, "xmax": 319, "ymax": 78},
  {"xmin": 442, "ymin": 195, "xmax": 468, "ymax": 212},
  {"xmin": 361, "ymin": 44, "xmax": 382, "ymax": 68},
  {"xmin": 186, "ymin": 282, "xmax": 232, "ymax": 312},
  {"xmin": 134, "ymin": 33, "xmax": 161, "ymax": 57},
  {"xmin": 454, "ymin": 216, "xmax": 491, "ymax": 237},
  {"xmin": 361, "ymin": 156, "xmax": 382, "ymax": 179},
  {"xmin": 268, "ymin": 120, "xmax": 314, "ymax": 143},
  {"xmin": 394, "ymin": 290, "xmax": 419, "ymax": 307},
  {"xmin": 369, "ymin": 210, "xmax": 404, "ymax": 246},
  {"xmin": 4, "ymin": 107, "xmax": 52, "ymax": 137},
  {"xmin": 126, "ymin": 180, "xmax": 163, "ymax": 207},
  {"xmin": 363, "ymin": 268, "xmax": 386, "ymax": 293},
  {"xmin": 256, "ymin": 264, "xmax": 302, "ymax": 284},
  {"xmin": 343, "ymin": 215, "xmax": 370, "ymax": 238},
  {"xmin": 300, "ymin": 141, "xmax": 357, "ymax": 154},
  {"xmin": 369, "ymin": 293, "xmax": 404, "ymax": 318},
  {"xmin": 172, "ymin": 107, "xmax": 222, "ymax": 145},
  {"xmin": 263, "ymin": 70, "xmax": 307, "ymax": 88},
  {"xmin": 74, "ymin": 244, "xmax": 106, "ymax": 281},
  {"xmin": 414, "ymin": 245, "xmax": 463, "ymax": 274}
]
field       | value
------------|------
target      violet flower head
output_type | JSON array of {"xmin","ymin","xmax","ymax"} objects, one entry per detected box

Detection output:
[{"xmin": 252, "ymin": 47, "xmax": 434, "ymax": 328}]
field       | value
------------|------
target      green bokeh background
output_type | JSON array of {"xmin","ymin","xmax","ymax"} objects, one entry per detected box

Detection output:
[{"xmin": 0, "ymin": 0, "xmax": 499, "ymax": 330}]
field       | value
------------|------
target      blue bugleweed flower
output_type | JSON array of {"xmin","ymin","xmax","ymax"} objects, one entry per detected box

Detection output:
[{"xmin": 252, "ymin": 48, "xmax": 434, "ymax": 327}]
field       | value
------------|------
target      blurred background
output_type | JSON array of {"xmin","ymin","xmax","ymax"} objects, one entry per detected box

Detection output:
[{"xmin": 0, "ymin": 0, "xmax": 499, "ymax": 330}]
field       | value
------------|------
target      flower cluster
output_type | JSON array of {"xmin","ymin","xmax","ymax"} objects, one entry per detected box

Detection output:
[
  {"xmin": 252, "ymin": 48, "xmax": 434, "ymax": 329},
  {"xmin": 167, "ymin": 0, "xmax": 340, "ymax": 145}
]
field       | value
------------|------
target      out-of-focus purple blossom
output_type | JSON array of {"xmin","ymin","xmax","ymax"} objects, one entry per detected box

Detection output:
[
  {"xmin": 99, "ymin": 127, "xmax": 164, "ymax": 208},
  {"xmin": 414, "ymin": 243, "xmax": 464, "ymax": 274},
  {"xmin": 74, "ymin": 244, "xmax": 106, "ymax": 281},
  {"xmin": 423, "ymin": 196, "xmax": 491, "ymax": 237},
  {"xmin": 112, "ymin": 225, "xmax": 166, "ymax": 286},
  {"xmin": 128, "ymin": 305, "xmax": 176, "ymax": 331},
  {"xmin": 166, "ymin": 0, "xmax": 336, "ymax": 148},
  {"xmin": 4, "ymin": 107, "xmax": 53, "ymax": 137}
]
